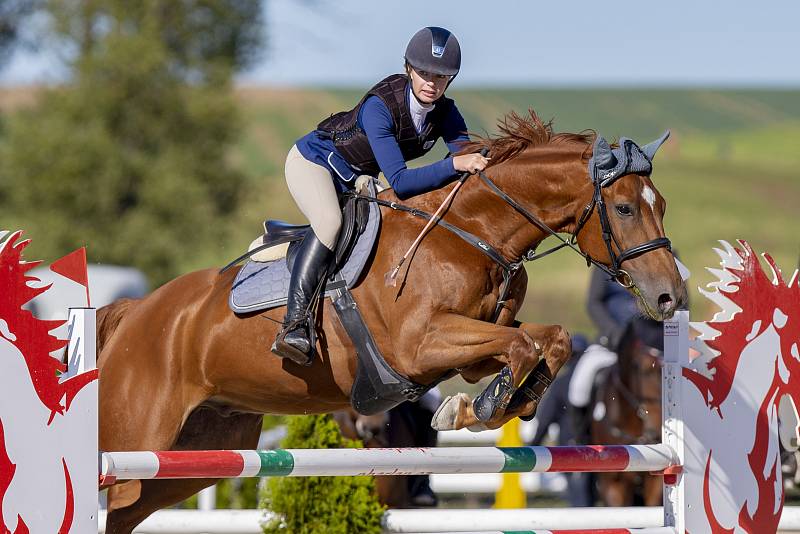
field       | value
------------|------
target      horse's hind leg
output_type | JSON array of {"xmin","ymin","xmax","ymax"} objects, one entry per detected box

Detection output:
[{"xmin": 105, "ymin": 408, "xmax": 263, "ymax": 534}]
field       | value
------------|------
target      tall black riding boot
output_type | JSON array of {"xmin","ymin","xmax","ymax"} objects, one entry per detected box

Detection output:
[{"xmin": 272, "ymin": 232, "xmax": 334, "ymax": 365}]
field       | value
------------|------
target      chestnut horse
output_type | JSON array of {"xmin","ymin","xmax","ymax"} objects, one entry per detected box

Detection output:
[
  {"xmin": 591, "ymin": 317, "xmax": 664, "ymax": 506},
  {"xmin": 98, "ymin": 111, "xmax": 686, "ymax": 532}
]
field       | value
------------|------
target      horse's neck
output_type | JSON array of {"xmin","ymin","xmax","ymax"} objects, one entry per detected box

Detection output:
[{"xmin": 451, "ymin": 149, "xmax": 588, "ymax": 261}]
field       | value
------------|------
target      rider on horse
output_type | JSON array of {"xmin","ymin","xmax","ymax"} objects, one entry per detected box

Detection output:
[{"xmin": 273, "ymin": 27, "xmax": 490, "ymax": 365}]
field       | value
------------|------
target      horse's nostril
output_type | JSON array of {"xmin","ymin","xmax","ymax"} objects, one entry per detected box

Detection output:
[{"xmin": 657, "ymin": 293, "xmax": 673, "ymax": 311}]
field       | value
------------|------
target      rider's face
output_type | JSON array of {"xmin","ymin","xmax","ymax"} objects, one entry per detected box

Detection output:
[{"xmin": 408, "ymin": 66, "xmax": 451, "ymax": 104}]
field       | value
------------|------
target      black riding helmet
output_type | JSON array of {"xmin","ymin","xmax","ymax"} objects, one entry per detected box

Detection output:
[{"xmin": 404, "ymin": 27, "xmax": 461, "ymax": 77}]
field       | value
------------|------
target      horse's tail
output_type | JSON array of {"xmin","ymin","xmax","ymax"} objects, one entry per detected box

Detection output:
[{"xmin": 96, "ymin": 298, "xmax": 137, "ymax": 360}]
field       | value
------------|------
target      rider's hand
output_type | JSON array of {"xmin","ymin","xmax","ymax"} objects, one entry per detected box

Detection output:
[{"xmin": 453, "ymin": 153, "xmax": 490, "ymax": 174}]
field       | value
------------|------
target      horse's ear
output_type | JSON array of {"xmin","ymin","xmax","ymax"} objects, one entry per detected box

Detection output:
[
  {"xmin": 641, "ymin": 130, "xmax": 670, "ymax": 161},
  {"xmin": 593, "ymin": 136, "xmax": 616, "ymax": 169}
]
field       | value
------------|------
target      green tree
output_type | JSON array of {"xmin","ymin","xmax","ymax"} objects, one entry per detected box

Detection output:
[
  {"xmin": 261, "ymin": 415, "xmax": 385, "ymax": 534},
  {"xmin": 0, "ymin": 0, "xmax": 263, "ymax": 283}
]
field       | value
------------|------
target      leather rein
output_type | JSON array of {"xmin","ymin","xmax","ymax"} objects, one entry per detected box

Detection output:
[{"xmin": 352, "ymin": 156, "xmax": 671, "ymax": 321}]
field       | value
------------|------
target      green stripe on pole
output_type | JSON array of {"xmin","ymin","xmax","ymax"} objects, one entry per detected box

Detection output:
[
  {"xmin": 498, "ymin": 446, "xmax": 536, "ymax": 472},
  {"xmin": 256, "ymin": 450, "xmax": 295, "ymax": 476}
]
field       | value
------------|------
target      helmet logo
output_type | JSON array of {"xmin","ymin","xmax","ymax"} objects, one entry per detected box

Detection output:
[{"xmin": 432, "ymin": 44, "xmax": 445, "ymax": 58}]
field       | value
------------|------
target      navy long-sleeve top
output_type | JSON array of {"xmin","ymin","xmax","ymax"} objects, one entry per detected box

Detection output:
[{"xmin": 295, "ymin": 88, "xmax": 469, "ymax": 199}]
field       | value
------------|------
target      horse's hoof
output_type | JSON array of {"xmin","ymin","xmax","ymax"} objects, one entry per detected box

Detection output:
[
  {"xmin": 467, "ymin": 422, "xmax": 489, "ymax": 432},
  {"xmin": 431, "ymin": 396, "xmax": 455, "ymax": 431},
  {"xmin": 430, "ymin": 393, "xmax": 468, "ymax": 431}
]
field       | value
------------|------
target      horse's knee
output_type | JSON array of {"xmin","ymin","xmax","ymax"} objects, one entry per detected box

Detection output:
[
  {"xmin": 546, "ymin": 325, "xmax": 572, "ymax": 368},
  {"xmin": 509, "ymin": 329, "xmax": 538, "ymax": 367}
]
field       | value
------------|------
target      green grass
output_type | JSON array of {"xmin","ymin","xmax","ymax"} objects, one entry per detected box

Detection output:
[{"xmin": 227, "ymin": 87, "xmax": 800, "ymax": 339}]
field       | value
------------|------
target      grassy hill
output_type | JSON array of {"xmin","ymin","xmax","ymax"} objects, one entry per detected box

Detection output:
[{"xmin": 227, "ymin": 87, "xmax": 800, "ymax": 336}]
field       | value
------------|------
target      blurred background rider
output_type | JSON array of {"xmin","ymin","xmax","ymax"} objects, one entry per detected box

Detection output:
[
  {"xmin": 568, "ymin": 267, "xmax": 641, "ymax": 441},
  {"xmin": 272, "ymin": 27, "xmax": 489, "ymax": 364}
]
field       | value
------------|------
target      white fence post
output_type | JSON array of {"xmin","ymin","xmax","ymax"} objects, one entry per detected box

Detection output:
[
  {"xmin": 67, "ymin": 307, "xmax": 99, "ymax": 534},
  {"xmin": 662, "ymin": 309, "xmax": 688, "ymax": 533},
  {"xmin": 198, "ymin": 485, "xmax": 217, "ymax": 511}
]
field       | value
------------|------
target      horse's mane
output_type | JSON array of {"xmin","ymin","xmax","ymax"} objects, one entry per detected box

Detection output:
[{"xmin": 458, "ymin": 109, "xmax": 595, "ymax": 166}]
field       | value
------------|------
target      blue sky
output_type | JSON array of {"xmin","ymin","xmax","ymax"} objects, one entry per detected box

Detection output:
[{"xmin": 2, "ymin": 0, "xmax": 799, "ymax": 87}]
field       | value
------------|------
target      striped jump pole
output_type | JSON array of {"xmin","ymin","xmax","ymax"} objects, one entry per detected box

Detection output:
[{"xmin": 100, "ymin": 443, "xmax": 678, "ymax": 481}]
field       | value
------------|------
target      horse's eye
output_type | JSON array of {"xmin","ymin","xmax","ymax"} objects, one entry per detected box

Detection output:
[{"xmin": 616, "ymin": 204, "xmax": 633, "ymax": 216}]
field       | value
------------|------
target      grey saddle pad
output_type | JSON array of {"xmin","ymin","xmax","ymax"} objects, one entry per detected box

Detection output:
[{"xmin": 229, "ymin": 198, "xmax": 381, "ymax": 314}]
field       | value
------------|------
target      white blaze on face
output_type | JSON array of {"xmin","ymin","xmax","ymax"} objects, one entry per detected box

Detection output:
[{"xmin": 642, "ymin": 185, "xmax": 656, "ymax": 211}]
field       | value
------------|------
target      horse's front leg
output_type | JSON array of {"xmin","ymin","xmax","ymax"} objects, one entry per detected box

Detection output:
[
  {"xmin": 435, "ymin": 321, "xmax": 572, "ymax": 431},
  {"xmin": 405, "ymin": 313, "xmax": 540, "ymax": 431},
  {"xmin": 499, "ymin": 322, "xmax": 572, "ymax": 424}
]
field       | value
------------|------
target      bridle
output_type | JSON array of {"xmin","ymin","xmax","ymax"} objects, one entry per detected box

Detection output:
[
  {"xmin": 356, "ymin": 143, "xmax": 672, "ymax": 322},
  {"xmin": 475, "ymin": 164, "xmax": 672, "ymax": 288}
]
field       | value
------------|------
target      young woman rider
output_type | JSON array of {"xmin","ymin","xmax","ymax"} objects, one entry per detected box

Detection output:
[{"xmin": 273, "ymin": 26, "xmax": 489, "ymax": 365}]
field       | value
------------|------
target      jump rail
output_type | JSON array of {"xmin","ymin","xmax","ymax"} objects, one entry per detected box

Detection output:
[
  {"xmin": 95, "ymin": 508, "xmax": 800, "ymax": 534},
  {"xmin": 96, "ymin": 508, "xmax": 682, "ymax": 534},
  {"xmin": 100, "ymin": 443, "xmax": 677, "ymax": 481}
]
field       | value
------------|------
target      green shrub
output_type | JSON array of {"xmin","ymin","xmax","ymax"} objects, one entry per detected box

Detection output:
[{"xmin": 261, "ymin": 414, "xmax": 385, "ymax": 534}]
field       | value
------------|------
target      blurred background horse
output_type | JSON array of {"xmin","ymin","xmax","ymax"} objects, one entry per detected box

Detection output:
[{"xmin": 590, "ymin": 317, "xmax": 664, "ymax": 506}]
